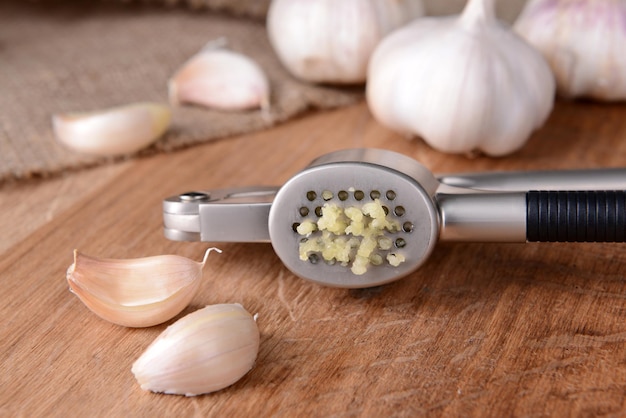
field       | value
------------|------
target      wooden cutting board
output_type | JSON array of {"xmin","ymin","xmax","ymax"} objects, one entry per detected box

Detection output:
[{"xmin": 2, "ymin": 101, "xmax": 626, "ymax": 417}]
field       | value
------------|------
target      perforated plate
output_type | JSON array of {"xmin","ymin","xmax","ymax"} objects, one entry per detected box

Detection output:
[{"xmin": 268, "ymin": 161, "xmax": 439, "ymax": 288}]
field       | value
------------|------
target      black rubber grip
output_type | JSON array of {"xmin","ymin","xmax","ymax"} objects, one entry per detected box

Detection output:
[{"xmin": 527, "ymin": 191, "xmax": 626, "ymax": 242}]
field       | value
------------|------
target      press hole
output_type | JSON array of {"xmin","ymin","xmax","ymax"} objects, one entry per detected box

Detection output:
[
  {"xmin": 403, "ymin": 222, "xmax": 414, "ymax": 233},
  {"xmin": 308, "ymin": 254, "xmax": 320, "ymax": 264},
  {"xmin": 322, "ymin": 190, "xmax": 333, "ymax": 201},
  {"xmin": 386, "ymin": 190, "xmax": 396, "ymax": 200},
  {"xmin": 299, "ymin": 207, "xmax": 309, "ymax": 216},
  {"xmin": 354, "ymin": 190, "xmax": 365, "ymax": 201},
  {"xmin": 370, "ymin": 190, "xmax": 381, "ymax": 200},
  {"xmin": 306, "ymin": 191, "xmax": 317, "ymax": 201},
  {"xmin": 292, "ymin": 222, "xmax": 300, "ymax": 232},
  {"xmin": 382, "ymin": 206, "xmax": 389, "ymax": 215},
  {"xmin": 338, "ymin": 190, "xmax": 349, "ymax": 201},
  {"xmin": 378, "ymin": 237, "xmax": 393, "ymax": 250},
  {"xmin": 369, "ymin": 253, "xmax": 383, "ymax": 266},
  {"xmin": 395, "ymin": 238, "xmax": 406, "ymax": 248},
  {"xmin": 315, "ymin": 206, "xmax": 323, "ymax": 217},
  {"xmin": 394, "ymin": 206, "xmax": 405, "ymax": 216}
]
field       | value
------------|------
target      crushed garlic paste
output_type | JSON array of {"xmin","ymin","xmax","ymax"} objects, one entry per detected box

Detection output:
[{"xmin": 297, "ymin": 199, "xmax": 405, "ymax": 275}]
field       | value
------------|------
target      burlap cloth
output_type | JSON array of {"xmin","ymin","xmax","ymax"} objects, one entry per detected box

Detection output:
[{"xmin": 0, "ymin": 1, "xmax": 362, "ymax": 182}]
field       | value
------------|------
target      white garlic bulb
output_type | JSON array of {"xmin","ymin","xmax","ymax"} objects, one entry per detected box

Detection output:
[
  {"xmin": 66, "ymin": 248, "xmax": 220, "ymax": 328},
  {"xmin": 515, "ymin": 0, "xmax": 626, "ymax": 101},
  {"xmin": 52, "ymin": 102, "xmax": 171, "ymax": 157},
  {"xmin": 267, "ymin": 0, "xmax": 424, "ymax": 84},
  {"xmin": 169, "ymin": 42, "xmax": 270, "ymax": 111},
  {"xmin": 367, "ymin": 0, "xmax": 556, "ymax": 156},
  {"xmin": 132, "ymin": 303, "xmax": 260, "ymax": 396}
]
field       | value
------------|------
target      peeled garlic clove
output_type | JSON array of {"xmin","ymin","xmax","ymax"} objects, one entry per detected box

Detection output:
[
  {"xmin": 52, "ymin": 102, "xmax": 171, "ymax": 156},
  {"xmin": 66, "ymin": 248, "xmax": 219, "ymax": 328},
  {"xmin": 366, "ymin": 0, "xmax": 555, "ymax": 156},
  {"xmin": 515, "ymin": 0, "xmax": 626, "ymax": 101},
  {"xmin": 267, "ymin": 0, "xmax": 424, "ymax": 84},
  {"xmin": 132, "ymin": 303, "xmax": 260, "ymax": 396},
  {"xmin": 169, "ymin": 45, "xmax": 270, "ymax": 111}
]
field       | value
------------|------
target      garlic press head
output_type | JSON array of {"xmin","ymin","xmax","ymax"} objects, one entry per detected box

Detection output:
[{"xmin": 268, "ymin": 149, "xmax": 440, "ymax": 287}]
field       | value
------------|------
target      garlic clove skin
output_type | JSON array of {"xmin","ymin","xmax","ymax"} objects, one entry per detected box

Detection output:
[
  {"xmin": 366, "ymin": 0, "xmax": 555, "ymax": 156},
  {"xmin": 267, "ymin": 0, "xmax": 424, "ymax": 84},
  {"xmin": 66, "ymin": 248, "xmax": 220, "ymax": 328},
  {"xmin": 169, "ymin": 46, "xmax": 270, "ymax": 112},
  {"xmin": 514, "ymin": 0, "xmax": 626, "ymax": 101},
  {"xmin": 132, "ymin": 303, "xmax": 260, "ymax": 396},
  {"xmin": 52, "ymin": 102, "xmax": 171, "ymax": 156}
]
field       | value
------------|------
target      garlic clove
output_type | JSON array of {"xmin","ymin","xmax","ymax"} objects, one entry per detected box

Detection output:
[
  {"xmin": 52, "ymin": 102, "xmax": 171, "ymax": 157},
  {"xmin": 514, "ymin": 0, "xmax": 626, "ymax": 101},
  {"xmin": 366, "ymin": 0, "xmax": 555, "ymax": 156},
  {"xmin": 66, "ymin": 248, "xmax": 220, "ymax": 328},
  {"xmin": 169, "ymin": 44, "xmax": 270, "ymax": 112},
  {"xmin": 132, "ymin": 303, "xmax": 260, "ymax": 396},
  {"xmin": 267, "ymin": 0, "xmax": 424, "ymax": 84}
]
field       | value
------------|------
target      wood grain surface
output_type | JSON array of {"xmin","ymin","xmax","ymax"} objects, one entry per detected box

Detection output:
[{"xmin": 2, "ymin": 101, "xmax": 626, "ymax": 417}]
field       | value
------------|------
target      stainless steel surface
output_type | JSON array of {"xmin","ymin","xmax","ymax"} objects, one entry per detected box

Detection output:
[
  {"xmin": 438, "ymin": 168, "xmax": 626, "ymax": 192},
  {"xmin": 309, "ymin": 148, "xmax": 440, "ymax": 196},
  {"xmin": 437, "ymin": 193, "xmax": 527, "ymax": 242},
  {"xmin": 163, "ymin": 187, "xmax": 277, "ymax": 242}
]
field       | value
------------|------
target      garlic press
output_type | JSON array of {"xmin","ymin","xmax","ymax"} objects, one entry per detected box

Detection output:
[{"xmin": 163, "ymin": 148, "xmax": 626, "ymax": 288}]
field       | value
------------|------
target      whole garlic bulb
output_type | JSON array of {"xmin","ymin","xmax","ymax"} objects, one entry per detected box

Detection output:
[
  {"xmin": 267, "ymin": 0, "xmax": 424, "ymax": 84},
  {"xmin": 515, "ymin": 0, "xmax": 626, "ymax": 101},
  {"xmin": 366, "ymin": 0, "xmax": 556, "ymax": 156},
  {"xmin": 132, "ymin": 303, "xmax": 260, "ymax": 396}
]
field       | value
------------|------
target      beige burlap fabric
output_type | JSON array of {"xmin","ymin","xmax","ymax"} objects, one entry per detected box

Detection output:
[{"xmin": 0, "ymin": 1, "xmax": 361, "ymax": 181}]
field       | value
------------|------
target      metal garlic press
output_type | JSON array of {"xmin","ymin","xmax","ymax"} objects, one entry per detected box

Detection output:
[{"xmin": 163, "ymin": 148, "xmax": 626, "ymax": 288}]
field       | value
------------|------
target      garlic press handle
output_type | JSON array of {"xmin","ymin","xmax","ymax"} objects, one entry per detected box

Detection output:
[
  {"xmin": 436, "ymin": 167, "xmax": 626, "ymax": 242},
  {"xmin": 438, "ymin": 167, "xmax": 626, "ymax": 192},
  {"xmin": 163, "ymin": 186, "xmax": 278, "ymax": 242},
  {"xmin": 438, "ymin": 190, "xmax": 626, "ymax": 243}
]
